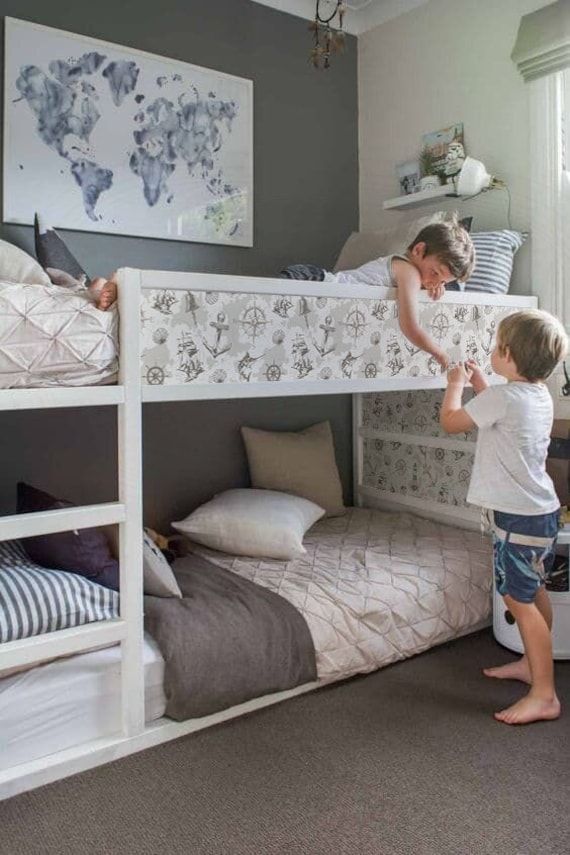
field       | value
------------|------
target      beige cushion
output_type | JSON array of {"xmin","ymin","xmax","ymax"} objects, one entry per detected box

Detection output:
[
  {"xmin": 333, "ymin": 210, "xmax": 455, "ymax": 272},
  {"xmin": 241, "ymin": 421, "xmax": 345, "ymax": 517},
  {"xmin": 172, "ymin": 488, "xmax": 324, "ymax": 560},
  {"xmin": 0, "ymin": 238, "xmax": 51, "ymax": 285}
]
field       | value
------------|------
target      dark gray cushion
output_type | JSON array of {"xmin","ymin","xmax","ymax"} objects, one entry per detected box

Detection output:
[
  {"xmin": 34, "ymin": 213, "xmax": 90, "ymax": 286},
  {"xmin": 17, "ymin": 482, "xmax": 119, "ymax": 591}
]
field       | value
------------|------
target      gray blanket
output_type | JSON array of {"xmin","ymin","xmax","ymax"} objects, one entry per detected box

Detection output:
[{"xmin": 143, "ymin": 553, "xmax": 317, "ymax": 721}]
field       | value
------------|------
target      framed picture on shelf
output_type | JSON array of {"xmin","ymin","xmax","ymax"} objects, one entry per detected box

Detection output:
[
  {"xmin": 395, "ymin": 160, "xmax": 420, "ymax": 195},
  {"xmin": 421, "ymin": 123, "xmax": 465, "ymax": 183},
  {"xmin": 4, "ymin": 17, "xmax": 253, "ymax": 247}
]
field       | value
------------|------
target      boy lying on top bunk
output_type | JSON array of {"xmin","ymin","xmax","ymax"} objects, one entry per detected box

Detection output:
[
  {"xmin": 281, "ymin": 218, "xmax": 475, "ymax": 370},
  {"xmin": 41, "ymin": 216, "xmax": 474, "ymax": 369}
]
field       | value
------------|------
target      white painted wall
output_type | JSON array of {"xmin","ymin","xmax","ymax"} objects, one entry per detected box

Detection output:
[{"xmin": 358, "ymin": 0, "xmax": 547, "ymax": 296}]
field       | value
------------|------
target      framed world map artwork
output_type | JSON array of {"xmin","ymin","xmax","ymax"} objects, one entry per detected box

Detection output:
[{"xmin": 4, "ymin": 18, "xmax": 253, "ymax": 246}]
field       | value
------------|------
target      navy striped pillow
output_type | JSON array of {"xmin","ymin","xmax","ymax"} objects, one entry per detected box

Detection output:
[
  {"xmin": 0, "ymin": 540, "xmax": 119, "ymax": 643},
  {"xmin": 464, "ymin": 230, "xmax": 526, "ymax": 295}
]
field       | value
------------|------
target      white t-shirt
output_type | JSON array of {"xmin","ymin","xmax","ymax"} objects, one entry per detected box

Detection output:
[
  {"xmin": 464, "ymin": 381, "xmax": 558, "ymax": 515},
  {"xmin": 324, "ymin": 253, "xmax": 408, "ymax": 291}
]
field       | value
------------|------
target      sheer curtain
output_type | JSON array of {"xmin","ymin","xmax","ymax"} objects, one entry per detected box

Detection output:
[{"xmin": 528, "ymin": 69, "xmax": 570, "ymax": 329}]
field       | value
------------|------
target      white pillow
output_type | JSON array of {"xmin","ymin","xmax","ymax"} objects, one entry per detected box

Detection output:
[
  {"xmin": 0, "ymin": 238, "xmax": 51, "ymax": 286},
  {"xmin": 172, "ymin": 489, "xmax": 325, "ymax": 560},
  {"xmin": 143, "ymin": 529, "xmax": 182, "ymax": 598}
]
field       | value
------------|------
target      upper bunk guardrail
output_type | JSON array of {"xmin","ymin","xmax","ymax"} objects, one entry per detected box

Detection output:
[
  {"xmin": 133, "ymin": 268, "xmax": 538, "ymax": 307},
  {"xmin": 126, "ymin": 267, "xmax": 538, "ymax": 400}
]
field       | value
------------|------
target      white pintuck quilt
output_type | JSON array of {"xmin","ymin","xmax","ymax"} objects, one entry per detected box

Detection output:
[
  {"xmin": 0, "ymin": 282, "xmax": 118, "ymax": 388},
  {"xmin": 193, "ymin": 508, "xmax": 492, "ymax": 684}
]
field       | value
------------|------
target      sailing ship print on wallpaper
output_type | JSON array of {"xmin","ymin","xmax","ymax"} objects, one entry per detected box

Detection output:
[{"xmin": 4, "ymin": 18, "xmax": 253, "ymax": 246}]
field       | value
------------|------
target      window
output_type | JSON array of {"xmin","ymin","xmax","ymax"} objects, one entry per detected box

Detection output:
[{"xmin": 529, "ymin": 71, "xmax": 570, "ymax": 331}]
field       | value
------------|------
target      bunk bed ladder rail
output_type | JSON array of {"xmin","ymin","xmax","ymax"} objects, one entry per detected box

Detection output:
[
  {"xmin": 117, "ymin": 269, "xmax": 145, "ymax": 737},
  {"xmin": 0, "ymin": 274, "xmax": 145, "ymax": 741}
]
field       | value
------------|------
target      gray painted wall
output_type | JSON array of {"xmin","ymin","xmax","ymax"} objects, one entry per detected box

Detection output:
[
  {"xmin": 0, "ymin": 1, "xmax": 358, "ymax": 526},
  {"xmin": 0, "ymin": 397, "xmax": 353, "ymax": 531}
]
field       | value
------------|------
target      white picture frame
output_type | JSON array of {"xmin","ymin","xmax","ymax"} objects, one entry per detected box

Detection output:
[
  {"xmin": 395, "ymin": 160, "xmax": 420, "ymax": 195},
  {"xmin": 4, "ymin": 17, "xmax": 254, "ymax": 247}
]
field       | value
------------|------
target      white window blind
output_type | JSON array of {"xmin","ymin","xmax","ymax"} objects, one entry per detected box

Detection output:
[{"xmin": 529, "ymin": 69, "xmax": 570, "ymax": 331}]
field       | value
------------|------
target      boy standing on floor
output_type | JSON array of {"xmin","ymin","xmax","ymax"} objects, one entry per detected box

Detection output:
[{"xmin": 440, "ymin": 309, "xmax": 567, "ymax": 725}]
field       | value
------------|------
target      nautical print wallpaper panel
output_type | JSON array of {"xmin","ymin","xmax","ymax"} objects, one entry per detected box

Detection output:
[
  {"xmin": 361, "ymin": 390, "xmax": 476, "ymax": 510},
  {"xmin": 140, "ymin": 288, "xmax": 515, "ymax": 387}
]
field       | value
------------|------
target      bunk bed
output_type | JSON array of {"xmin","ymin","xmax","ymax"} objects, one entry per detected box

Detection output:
[{"xmin": 0, "ymin": 268, "xmax": 537, "ymax": 799}]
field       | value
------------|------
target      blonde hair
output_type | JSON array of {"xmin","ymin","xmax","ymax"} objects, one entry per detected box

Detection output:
[
  {"xmin": 497, "ymin": 309, "xmax": 568, "ymax": 382},
  {"xmin": 408, "ymin": 216, "xmax": 475, "ymax": 281}
]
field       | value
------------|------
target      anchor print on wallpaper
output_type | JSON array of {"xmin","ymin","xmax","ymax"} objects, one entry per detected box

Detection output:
[{"xmin": 4, "ymin": 18, "xmax": 253, "ymax": 246}]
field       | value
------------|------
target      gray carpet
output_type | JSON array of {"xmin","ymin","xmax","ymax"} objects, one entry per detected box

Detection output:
[{"xmin": 1, "ymin": 629, "xmax": 569, "ymax": 855}]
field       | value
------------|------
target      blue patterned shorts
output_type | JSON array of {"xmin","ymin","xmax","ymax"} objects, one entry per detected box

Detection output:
[{"xmin": 492, "ymin": 510, "xmax": 559, "ymax": 604}]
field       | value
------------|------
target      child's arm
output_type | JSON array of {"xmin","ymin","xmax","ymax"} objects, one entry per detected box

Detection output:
[
  {"xmin": 393, "ymin": 262, "xmax": 449, "ymax": 369},
  {"xmin": 440, "ymin": 363, "xmax": 477, "ymax": 434}
]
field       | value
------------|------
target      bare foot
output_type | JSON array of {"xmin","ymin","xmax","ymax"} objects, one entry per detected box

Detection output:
[
  {"xmin": 483, "ymin": 658, "xmax": 531, "ymax": 684},
  {"xmin": 494, "ymin": 694, "xmax": 561, "ymax": 725},
  {"xmin": 90, "ymin": 277, "xmax": 117, "ymax": 311}
]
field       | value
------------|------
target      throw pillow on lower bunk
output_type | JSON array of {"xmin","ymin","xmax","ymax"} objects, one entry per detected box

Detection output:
[
  {"xmin": 17, "ymin": 482, "xmax": 119, "ymax": 591},
  {"xmin": 172, "ymin": 488, "xmax": 325, "ymax": 560},
  {"xmin": 143, "ymin": 528, "xmax": 182, "ymax": 598},
  {"xmin": 463, "ymin": 230, "xmax": 527, "ymax": 294},
  {"xmin": 0, "ymin": 540, "xmax": 119, "ymax": 645},
  {"xmin": 241, "ymin": 421, "xmax": 345, "ymax": 517}
]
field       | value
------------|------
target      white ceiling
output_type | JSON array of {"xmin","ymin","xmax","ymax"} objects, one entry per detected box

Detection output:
[{"xmin": 250, "ymin": 0, "xmax": 431, "ymax": 35}]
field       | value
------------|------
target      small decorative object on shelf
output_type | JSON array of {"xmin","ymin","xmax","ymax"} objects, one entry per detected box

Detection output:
[
  {"xmin": 309, "ymin": 1, "xmax": 345, "ymax": 69},
  {"xmin": 422, "ymin": 122, "xmax": 466, "ymax": 185},
  {"xmin": 396, "ymin": 159, "xmax": 421, "ymax": 195},
  {"xmin": 453, "ymin": 156, "xmax": 506, "ymax": 197},
  {"xmin": 418, "ymin": 146, "xmax": 441, "ymax": 191}
]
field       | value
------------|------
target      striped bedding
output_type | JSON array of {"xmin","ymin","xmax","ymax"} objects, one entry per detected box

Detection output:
[{"xmin": 0, "ymin": 540, "xmax": 119, "ymax": 644}]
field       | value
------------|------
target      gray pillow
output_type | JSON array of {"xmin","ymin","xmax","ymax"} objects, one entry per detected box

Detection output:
[
  {"xmin": 34, "ymin": 213, "xmax": 90, "ymax": 287},
  {"xmin": 143, "ymin": 529, "xmax": 182, "ymax": 598}
]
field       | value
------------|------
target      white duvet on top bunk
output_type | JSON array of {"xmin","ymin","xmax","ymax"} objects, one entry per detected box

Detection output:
[
  {"xmin": 0, "ymin": 282, "xmax": 118, "ymax": 387},
  {"xmin": 192, "ymin": 508, "xmax": 493, "ymax": 684}
]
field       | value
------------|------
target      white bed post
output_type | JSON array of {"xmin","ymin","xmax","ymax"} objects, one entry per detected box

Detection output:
[{"xmin": 117, "ymin": 268, "xmax": 145, "ymax": 736}]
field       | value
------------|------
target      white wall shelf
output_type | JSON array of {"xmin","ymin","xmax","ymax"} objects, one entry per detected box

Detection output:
[{"xmin": 383, "ymin": 185, "xmax": 457, "ymax": 210}]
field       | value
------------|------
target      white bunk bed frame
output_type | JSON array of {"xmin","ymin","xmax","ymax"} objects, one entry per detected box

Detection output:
[{"xmin": 0, "ymin": 270, "xmax": 537, "ymax": 800}]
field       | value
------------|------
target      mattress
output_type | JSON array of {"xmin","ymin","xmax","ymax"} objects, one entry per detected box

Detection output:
[
  {"xmin": 192, "ymin": 508, "xmax": 493, "ymax": 684},
  {"xmin": 0, "ymin": 281, "xmax": 118, "ymax": 388},
  {"xmin": 0, "ymin": 634, "xmax": 165, "ymax": 770}
]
